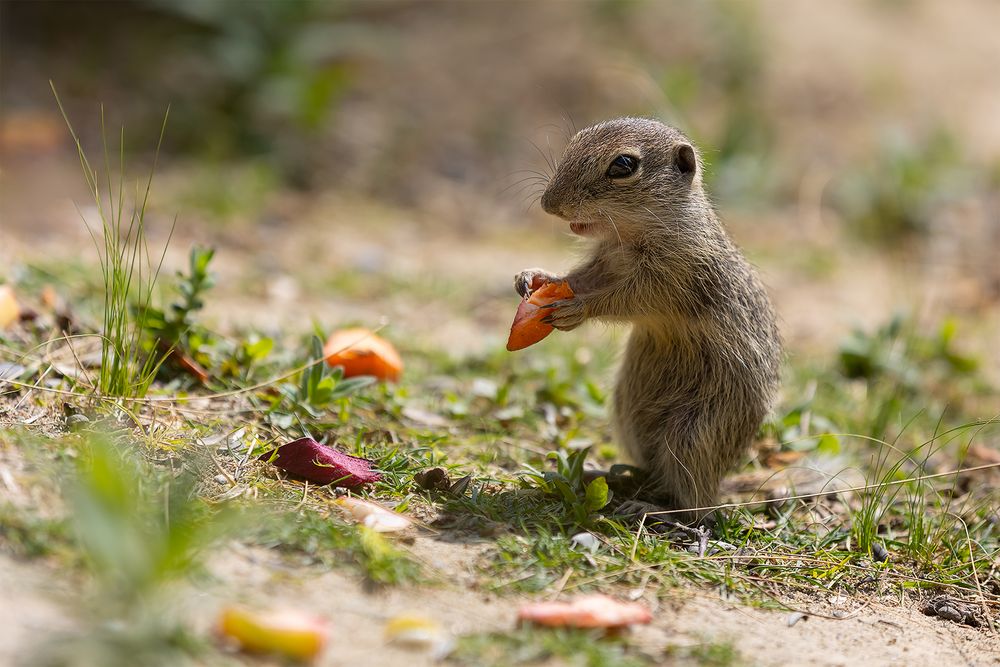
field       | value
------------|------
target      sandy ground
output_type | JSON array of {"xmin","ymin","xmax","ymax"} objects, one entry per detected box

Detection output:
[
  {"xmin": 199, "ymin": 537, "xmax": 998, "ymax": 667},
  {"xmin": 6, "ymin": 539, "xmax": 995, "ymax": 667}
]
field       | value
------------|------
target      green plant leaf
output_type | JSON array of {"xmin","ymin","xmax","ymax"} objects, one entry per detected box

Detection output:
[{"xmin": 584, "ymin": 476, "xmax": 609, "ymax": 512}]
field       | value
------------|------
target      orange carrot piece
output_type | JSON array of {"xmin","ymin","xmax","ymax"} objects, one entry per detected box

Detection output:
[{"xmin": 506, "ymin": 281, "xmax": 575, "ymax": 351}]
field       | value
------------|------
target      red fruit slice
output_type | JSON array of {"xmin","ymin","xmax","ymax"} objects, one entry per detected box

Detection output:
[{"xmin": 517, "ymin": 594, "xmax": 652, "ymax": 629}]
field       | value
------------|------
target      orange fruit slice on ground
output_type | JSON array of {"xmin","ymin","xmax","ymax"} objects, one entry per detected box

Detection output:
[{"xmin": 323, "ymin": 328, "xmax": 403, "ymax": 382}]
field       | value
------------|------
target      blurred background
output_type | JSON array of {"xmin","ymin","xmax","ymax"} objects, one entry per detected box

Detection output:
[{"xmin": 2, "ymin": 0, "xmax": 999, "ymax": 374}]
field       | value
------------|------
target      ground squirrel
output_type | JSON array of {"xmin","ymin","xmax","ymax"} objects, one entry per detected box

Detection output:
[{"xmin": 515, "ymin": 117, "xmax": 782, "ymax": 524}]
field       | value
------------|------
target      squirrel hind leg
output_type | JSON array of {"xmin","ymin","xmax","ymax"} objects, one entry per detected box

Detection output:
[
  {"xmin": 614, "ymin": 498, "xmax": 717, "ymax": 537},
  {"xmin": 614, "ymin": 488, "xmax": 719, "ymax": 531}
]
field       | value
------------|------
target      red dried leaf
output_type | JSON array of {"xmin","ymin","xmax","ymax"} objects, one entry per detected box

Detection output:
[{"xmin": 260, "ymin": 437, "xmax": 381, "ymax": 487}]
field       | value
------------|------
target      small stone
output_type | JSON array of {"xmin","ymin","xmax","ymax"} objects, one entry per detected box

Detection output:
[
  {"xmin": 413, "ymin": 468, "xmax": 451, "ymax": 492},
  {"xmin": 921, "ymin": 595, "xmax": 981, "ymax": 628},
  {"xmin": 570, "ymin": 532, "xmax": 600, "ymax": 553},
  {"xmin": 471, "ymin": 378, "xmax": 498, "ymax": 400},
  {"xmin": 66, "ymin": 413, "xmax": 90, "ymax": 429},
  {"xmin": 786, "ymin": 612, "xmax": 808, "ymax": 627},
  {"xmin": 0, "ymin": 362, "xmax": 26, "ymax": 380}
]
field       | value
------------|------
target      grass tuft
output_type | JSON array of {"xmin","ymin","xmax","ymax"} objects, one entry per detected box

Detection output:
[{"xmin": 51, "ymin": 82, "xmax": 174, "ymax": 400}]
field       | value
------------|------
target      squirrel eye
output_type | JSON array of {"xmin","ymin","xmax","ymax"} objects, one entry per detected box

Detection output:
[{"xmin": 606, "ymin": 154, "xmax": 639, "ymax": 179}]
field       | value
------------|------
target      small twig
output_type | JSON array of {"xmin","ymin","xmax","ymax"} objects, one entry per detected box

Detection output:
[
  {"xmin": 208, "ymin": 448, "xmax": 236, "ymax": 486},
  {"xmin": 653, "ymin": 518, "xmax": 711, "ymax": 556},
  {"xmin": 630, "ymin": 514, "xmax": 646, "ymax": 561},
  {"xmin": 295, "ymin": 481, "xmax": 310, "ymax": 511},
  {"xmin": 548, "ymin": 567, "xmax": 574, "ymax": 600},
  {"xmin": 157, "ymin": 340, "xmax": 209, "ymax": 385},
  {"xmin": 13, "ymin": 365, "xmax": 50, "ymax": 412},
  {"xmin": 61, "ymin": 333, "xmax": 97, "ymax": 393}
]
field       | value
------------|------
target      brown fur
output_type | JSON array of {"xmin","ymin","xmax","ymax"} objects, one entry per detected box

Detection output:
[{"xmin": 515, "ymin": 118, "xmax": 782, "ymax": 523}]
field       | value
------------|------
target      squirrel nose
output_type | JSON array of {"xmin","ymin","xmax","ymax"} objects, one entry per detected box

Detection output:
[{"xmin": 540, "ymin": 190, "xmax": 566, "ymax": 218}]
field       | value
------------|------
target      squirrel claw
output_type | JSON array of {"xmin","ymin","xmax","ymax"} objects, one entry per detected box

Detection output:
[
  {"xmin": 541, "ymin": 297, "xmax": 586, "ymax": 331},
  {"xmin": 514, "ymin": 269, "xmax": 558, "ymax": 298}
]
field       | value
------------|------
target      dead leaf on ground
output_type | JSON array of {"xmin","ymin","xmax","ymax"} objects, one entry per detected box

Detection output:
[{"xmin": 260, "ymin": 437, "xmax": 382, "ymax": 487}]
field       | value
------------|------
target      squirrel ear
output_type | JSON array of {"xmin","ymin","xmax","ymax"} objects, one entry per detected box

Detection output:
[{"xmin": 676, "ymin": 143, "xmax": 697, "ymax": 176}]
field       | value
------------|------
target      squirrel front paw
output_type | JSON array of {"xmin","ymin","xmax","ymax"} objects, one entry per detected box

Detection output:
[
  {"xmin": 540, "ymin": 297, "xmax": 586, "ymax": 331},
  {"xmin": 513, "ymin": 268, "xmax": 559, "ymax": 298}
]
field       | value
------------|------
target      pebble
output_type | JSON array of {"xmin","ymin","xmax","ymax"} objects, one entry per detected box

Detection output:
[{"xmin": 571, "ymin": 532, "xmax": 600, "ymax": 552}]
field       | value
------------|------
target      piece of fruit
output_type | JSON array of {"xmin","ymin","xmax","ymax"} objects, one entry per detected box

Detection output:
[
  {"xmin": 323, "ymin": 327, "xmax": 403, "ymax": 382},
  {"xmin": 506, "ymin": 280, "xmax": 575, "ymax": 351},
  {"xmin": 517, "ymin": 594, "xmax": 652, "ymax": 629},
  {"xmin": 0, "ymin": 285, "xmax": 20, "ymax": 329},
  {"xmin": 259, "ymin": 437, "xmax": 382, "ymax": 487},
  {"xmin": 384, "ymin": 614, "xmax": 453, "ymax": 657},
  {"xmin": 336, "ymin": 496, "xmax": 412, "ymax": 532},
  {"xmin": 217, "ymin": 606, "xmax": 329, "ymax": 662}
]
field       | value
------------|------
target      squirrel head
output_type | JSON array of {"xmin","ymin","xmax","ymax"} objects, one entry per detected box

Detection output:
[{"xmin": 539, "ymin": 118, "xmax": 702, "ymax": 240}]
